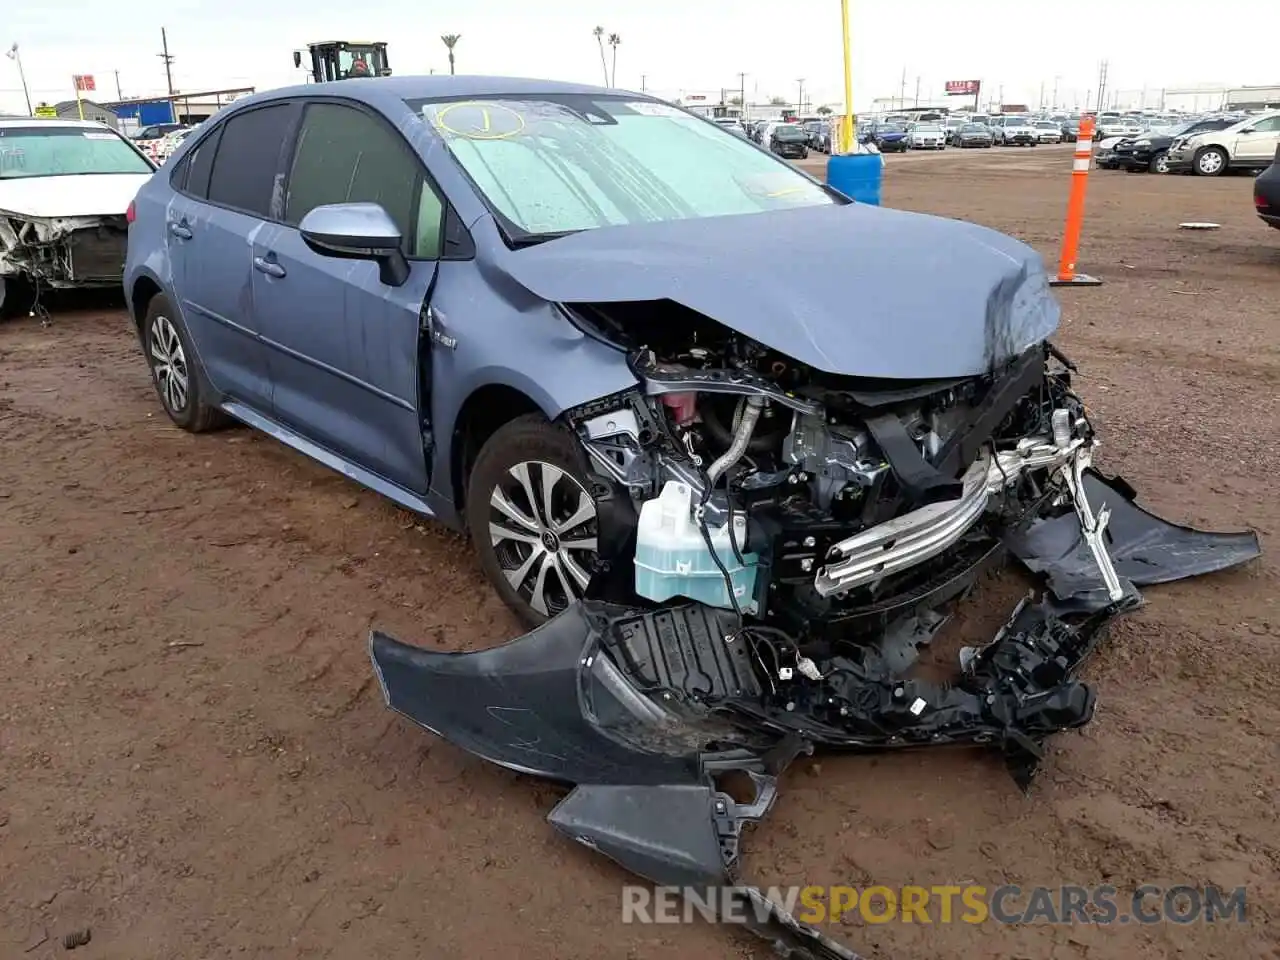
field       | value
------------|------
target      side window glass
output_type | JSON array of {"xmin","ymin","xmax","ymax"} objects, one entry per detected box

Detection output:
[
  {"xmin": 415, "ymin": 186, "xmax": 444, "ymax": 259},
  {"xmin": 180, "ymin": 125, "xmax": 222, "ymax": 199},
  {"xmin": 206, "ymin": 104, "xmax": 293, "ymax": 218},
  {"xmin": 284, "ymin": 102, "xmax": 441, "ymax": 258},
  {"xmin": 1253, "ymin": 117, "xmax": 1280, "ymax": 133}
]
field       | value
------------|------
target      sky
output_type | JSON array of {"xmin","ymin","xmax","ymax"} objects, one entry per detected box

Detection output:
[{"xmin": 2, "ymin": 0, "xmax": 1274, "ymax": 116}]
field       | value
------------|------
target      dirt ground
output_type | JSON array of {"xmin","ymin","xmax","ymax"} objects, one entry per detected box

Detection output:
[{"xmin": 2, "ymin": 147, "xmax": 1277, "ymax": 960}]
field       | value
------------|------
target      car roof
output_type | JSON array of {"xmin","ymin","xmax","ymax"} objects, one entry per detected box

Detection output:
[{"xmin": 230, "ymin": 74, "xmax": 626, "ymax": 115}]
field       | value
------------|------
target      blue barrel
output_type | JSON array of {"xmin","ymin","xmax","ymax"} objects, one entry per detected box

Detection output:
[{"xmin": 827, "ymin": 152, "xmax": 884, "ymax": 206}]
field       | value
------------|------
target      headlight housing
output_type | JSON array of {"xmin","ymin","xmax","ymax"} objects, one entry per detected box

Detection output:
[{"xmin": 1134, "ymin": 139, "xmax": 1151, "ymax": 147}]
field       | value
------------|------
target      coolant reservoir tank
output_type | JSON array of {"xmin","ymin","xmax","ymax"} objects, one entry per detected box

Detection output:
[{"xmin": 634, "ymin": 481, "xmax": 758, "ymax": 613}]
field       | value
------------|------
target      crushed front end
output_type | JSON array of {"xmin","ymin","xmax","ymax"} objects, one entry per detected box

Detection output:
[
  {"xmin": 371, "ymin": 313, "xmax": 1260, "ymax": 959},
  {"xmin": 0, "ymin": 212, "xmax": 129, "ymax": 307}
]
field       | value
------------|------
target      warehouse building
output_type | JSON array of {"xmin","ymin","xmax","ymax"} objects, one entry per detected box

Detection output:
[{"xmin": 50, "ymin": 99, "xmax": 119, "ymax": 128}]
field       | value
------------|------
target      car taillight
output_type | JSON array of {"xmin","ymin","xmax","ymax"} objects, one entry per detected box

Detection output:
[
  {"xmin": 126, "ymin": 200, "xmax": 136, "ymax": 224},
  {"xmin": 1258, "ymin": 195, "xmax": 1268, "ymax": 210}
]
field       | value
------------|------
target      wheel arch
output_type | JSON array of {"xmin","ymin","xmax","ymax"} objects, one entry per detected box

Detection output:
[
  {"xmin": 449, "ymin": 383, "xmax": 544, "ymax": 513},
  {"xmin": 129, "ymin": 273, "xmax": 165, "ymax": 335}
]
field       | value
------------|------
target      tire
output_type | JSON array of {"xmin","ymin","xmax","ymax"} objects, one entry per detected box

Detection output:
[
  {"xmin": 466, "ymin": 414, "xmax": 600, "ymax": 628},
  {"xmin": 0, "ymin": 275, "xmax": 34, "ymax": 321},
  {"xmin": 1194, "ymin": 147, "xmax": 1227, "ymax": 176},
  {"xmin": 141, "ymin": 293, "xmax": 229, "ymax": 432}
]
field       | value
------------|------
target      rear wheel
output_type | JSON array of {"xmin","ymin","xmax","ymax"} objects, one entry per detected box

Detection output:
[
  {"xmin": 142, "ymin": 293, "xmax": 228, "ymax": 432},
  {"xmin": 466, "ymin": 415, "xmax": 600, "ymax": 627}
]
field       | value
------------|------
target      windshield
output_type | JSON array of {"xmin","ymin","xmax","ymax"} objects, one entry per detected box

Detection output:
[
  {"xmin": 1035, "ymin": 121, "xmax": 1057, "ymax": 128},
  {"xmin": 914, "ymin": 123, "xmax": 942, "ymax": 131},
  {"xmin": 412, "ymin": 96, "xmax": 838, "ymax": 240},
  {"xmin": 961, "ymin": 124, "xmax": 987, "ymax": 133},
  {"xmin": 774, "ymin": 125, "xmax": 806, "ymax": 139},
  {"xmin": 337, "ymin": 46, "xmax": 386, "ymax": 79},
  {"xmin": 0, "ymin": 126, "xmax": 152, "ymax": 179}
]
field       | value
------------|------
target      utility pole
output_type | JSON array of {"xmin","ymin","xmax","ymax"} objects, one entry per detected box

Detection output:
[
  {"xmin": 913, "ymin": 76, "xmax": 920, "ymax": 108},
  {"xmin": 158, "ymin": 27, "xmax": 175, "ymax": 97},
  {"xmin": 1038, "ymin": 80, "xmax": 1044, "ymax": 109},
  {"xmin": 899, "ymin": 67, "xmax": 907, "ymax": 110},
  {"xmin": 738, "ymin": 72, "xmax": 746, "ymax": 120},
  {"xmin": 796, "ymin": 78, "xmax": 805, "ymax": 116},
  {"xmin": 114, "ymin": 70, "xmax": 123, "ymax": 99},
  {"xmin": 640, "ymin": 74, "xmax": 646, "ymax": 92},
  {"xmin": 1094, "ymin": 60, "xmax": 1109, "ymax": 114},
  {"xmin": 1052, "ymin": 75, "xmax": 1060, "ymax": 110}
]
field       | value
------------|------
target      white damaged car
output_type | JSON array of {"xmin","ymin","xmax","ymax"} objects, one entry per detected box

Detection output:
[{"xmin": 0, "ymin": 118, "xmax": 155, "ymax": 317}]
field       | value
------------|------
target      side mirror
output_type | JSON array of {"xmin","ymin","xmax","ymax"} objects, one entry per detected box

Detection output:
[
  {"xmin": 1240, "ymin": 127, "xmax": 1256, "ymax": 134},
  {"xmin": 298, "ymin": 202, "xmax": 410, "ymax": 287},
  {"xmin": 292, "ymin": 51, "xmax": 302, "ymax": 69}
]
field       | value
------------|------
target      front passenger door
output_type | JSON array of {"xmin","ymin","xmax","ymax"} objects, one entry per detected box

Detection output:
[
  {"xmin": 1233, "ymin": 116, "xmax": 1280, "ymax": 165},
  {"xmin": 251, "ymin": 100, "xmax": 442, "ymax": 495}
]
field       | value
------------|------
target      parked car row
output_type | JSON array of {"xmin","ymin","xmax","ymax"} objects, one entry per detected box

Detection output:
[{"xmin": 1094, "ymin": 112, "xmax": 1280, "ymax": 176}]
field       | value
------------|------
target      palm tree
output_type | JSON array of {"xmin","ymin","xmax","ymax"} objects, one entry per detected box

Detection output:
[
  {"xmin": 607, "ymin": 33, "xmax": 621, "ymax": 87},
  {"xmin": 441, "ymin": 34, "xmax": 461, "ymax": 75},
  {"xmin": 592, "ymin": 27, "xmax": 608, "ymax": 86}
]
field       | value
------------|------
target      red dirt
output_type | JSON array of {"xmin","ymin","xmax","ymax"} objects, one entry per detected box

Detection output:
[{"xmin": 2, "ymin": 149, "xmax": 1277, "ymax": 960}]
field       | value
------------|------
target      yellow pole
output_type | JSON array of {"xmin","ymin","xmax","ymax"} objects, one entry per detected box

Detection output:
[
  {"xmin": 840, "ymin": 0, "xmax": 854, "ymax": 153},
  {"xmin": 76, "ymin": 87, "xmax": 84, "ymax": 121}
]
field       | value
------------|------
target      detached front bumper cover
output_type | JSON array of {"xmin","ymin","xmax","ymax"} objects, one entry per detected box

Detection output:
[{"xmin": 369, "ymin": 472, "xmax": 1258, "ymax": 959}]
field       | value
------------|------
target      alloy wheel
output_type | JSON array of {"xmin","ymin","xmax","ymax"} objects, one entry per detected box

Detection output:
[
  {"xmin": 149, "ymin": 314, "xmax": 190, "ymax": 414},
  {"xmin": 488, "ymin": 460, "xmax": 598, "ymax": 618},
  {"xmin": 1153, "ymin": 153, "xmax": 1169, "ymax": 174},
  {"xmin": 1197, "ymin": 150, "xmax": 1225, "ymax": 175}
]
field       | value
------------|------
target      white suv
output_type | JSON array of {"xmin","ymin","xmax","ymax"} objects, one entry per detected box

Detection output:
[{"xmin": 1166, "ymin": 112, "xmax": 1280, "ymax": 176}]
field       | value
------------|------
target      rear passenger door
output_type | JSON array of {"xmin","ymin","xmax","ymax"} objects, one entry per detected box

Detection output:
[
  {"xmin": 250, "ymin": 99, "xmax": 443, "ymax": 495},
  {"xmin": 166, "ymin": 102, "xmax": 298, "ymax": 411}
]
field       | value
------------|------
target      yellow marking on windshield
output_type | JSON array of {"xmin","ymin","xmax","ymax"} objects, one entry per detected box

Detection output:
[
  {"xmin": 766, "ymin": 187, "xmax": 805, "ymax": 198},
  {"xmin": 434, "ymin": 102, "xmax": 526, "ymax": 140}
]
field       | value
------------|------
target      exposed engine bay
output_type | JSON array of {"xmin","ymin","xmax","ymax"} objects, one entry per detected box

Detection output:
[
  {"xmin": 371, "ymin": 305, "xmax": 1260, "ymax": 960},
  {"xmin": 0, "ymin": 213, "xmax": 128, "ymax": 314}
]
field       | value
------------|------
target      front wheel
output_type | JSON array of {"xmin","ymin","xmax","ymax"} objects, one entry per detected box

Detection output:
[
  {"xmin": 0, "ymin": 275, "xmax": 34, "ymax": 321},
  {"xmin": 466, "ymin": 414, "xmax": 600, "ymax": 628},
  {"xmin": 1194, "ymin": 147, "xmax": 1226, "ymax": 176},
  {"xmin": 1148, "ymin": 151, "xmax": 1169, "ymax": 174}
]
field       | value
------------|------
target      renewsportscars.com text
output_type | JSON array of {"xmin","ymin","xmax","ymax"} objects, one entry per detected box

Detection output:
[{"xmin": 621, "ymin": 884, "xmax": 1248, "ymax": 926}]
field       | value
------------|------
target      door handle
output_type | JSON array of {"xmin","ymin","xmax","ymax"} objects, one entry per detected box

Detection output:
[
  {"xmin": 253, "ymin": 256, "xmax": 286, "ymax": 279},
  {"xmin": 168, "ymin": 221, "xmax": 192, "ymax": 240}
]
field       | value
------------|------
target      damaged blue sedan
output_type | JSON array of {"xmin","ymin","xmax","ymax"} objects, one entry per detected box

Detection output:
[{"xmin": 125, "ymin": 77, "xmax": 1260, "ymax": 960}]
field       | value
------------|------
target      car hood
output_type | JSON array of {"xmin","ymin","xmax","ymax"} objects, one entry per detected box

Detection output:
[
  {"xmin": 496, "ymin": 203, "xmax": 1060, "ymax": 379},
  {"xmin": 0, "ymin": 173, "xmax": 152, "ymax": 219}
]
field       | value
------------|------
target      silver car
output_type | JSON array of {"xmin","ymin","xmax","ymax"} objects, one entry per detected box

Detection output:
[{"xmin": 906, "ymin": 121, "xmax": 946, "ymax": 149}]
